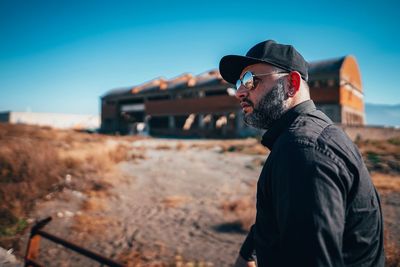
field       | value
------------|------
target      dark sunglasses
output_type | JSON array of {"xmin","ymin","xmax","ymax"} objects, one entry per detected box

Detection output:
[{"xmin": 235, "ymin": 71, "xmax": 288, "ymax": 91}]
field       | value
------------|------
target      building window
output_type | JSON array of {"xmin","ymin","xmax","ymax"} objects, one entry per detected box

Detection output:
[
  {"xmin": 205, "ymin": 90, "xmax": 228, "ymax": 96},
  {"xmin": 149, "ymin": 116, "xmax": 169, "ymax": 129},
  {"xmin": 147, "ymin": 95, "xmax": 170, "ymax": 101}
]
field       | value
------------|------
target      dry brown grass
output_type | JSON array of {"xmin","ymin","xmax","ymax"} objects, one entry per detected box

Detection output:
[
  {"xmin": 0, "ymin": 135, "xmax": 63, "ymax": 221},
  {"xmin": 0, "ymin": 123, "xmax": 143, "ymax": 249},
  {"xmin": 0, "ymin": 124, "xmax": 67, "ymax": 249},
  {"xmin": 385, "ymin": 229, "xmax": 400, "ymax": 267},
  {"xmin": 357, "ymin": 138, "xmax": 400, "ymax": 175},
  {"xmin": 372, "ymin": 173, "xmax": 400, "ymax": 192},
  {"xmin": 81, "ymin": 197, "xmax": 109, "ymax": 212},
  {"xmin": 59, "ymin": 143, "xmax": 129, "ymax": 173},
  {"xmin": 71, "ymin": 214, "xmax": 117, "ymax": 235}
]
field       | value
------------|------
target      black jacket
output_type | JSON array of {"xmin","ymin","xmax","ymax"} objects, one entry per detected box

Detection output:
[{"xmin": 240, "ymin": 100, "xmax": 384, "ymax": 267}]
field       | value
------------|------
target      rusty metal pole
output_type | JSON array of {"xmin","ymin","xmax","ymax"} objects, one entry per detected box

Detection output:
[{"xmin": 24, "ymin": 217, "xmax": 52, "ymax": 267}]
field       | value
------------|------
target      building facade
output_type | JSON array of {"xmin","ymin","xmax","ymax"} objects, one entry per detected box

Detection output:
[
  {"xmin": 101, "ymin": 55, "xmax": 364, "ymax": 137},
  {"xmin": 308, "ymin": 56, "xmax": 364, "ymax": 125}
]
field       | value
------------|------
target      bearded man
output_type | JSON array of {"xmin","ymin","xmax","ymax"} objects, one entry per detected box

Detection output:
[{"xmin": 219, "ymin": 40, "xmax": 384, "ymax": 267}]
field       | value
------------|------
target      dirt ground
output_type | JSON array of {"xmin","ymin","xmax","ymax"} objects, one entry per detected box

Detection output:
[
  {"xmin": 26, "ymin": 139, "xmax": 265, "ymax": 266},
  {"xmin": 3, "ymin": 136, "xmax": 400, "ymax": 266}
]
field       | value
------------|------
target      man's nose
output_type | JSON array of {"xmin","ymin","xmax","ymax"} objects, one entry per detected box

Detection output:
[{"xmin": 235, "ymin": 86, "xmax": 249, "ymax": 101}]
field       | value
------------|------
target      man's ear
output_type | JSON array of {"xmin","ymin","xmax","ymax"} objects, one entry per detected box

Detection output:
[{"xmin": 287, "ymin": 71, "xmax": 301, "ymax": 97}]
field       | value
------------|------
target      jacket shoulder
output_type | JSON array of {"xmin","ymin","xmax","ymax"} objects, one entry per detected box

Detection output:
[{"xmin": 277, "ymin": 110, "xmax": 363, "ymax": 170}]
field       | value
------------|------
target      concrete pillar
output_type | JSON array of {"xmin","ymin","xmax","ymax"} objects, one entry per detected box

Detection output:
[
  {"xmin": 144, "ymin": 115, "xmax": 151, "ymax": 134},
  {"xmin": 168, "ymin": 116, "xmax": 175, "ymax": 129},
  {"xmin": 198, "ymin": 114, "xmax": 205, "ymax": 129}
]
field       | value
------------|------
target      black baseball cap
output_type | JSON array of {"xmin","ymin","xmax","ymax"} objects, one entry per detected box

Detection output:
[{"xmin": 219, "ymin": 40, "xmax": 309, "ymax": 84}]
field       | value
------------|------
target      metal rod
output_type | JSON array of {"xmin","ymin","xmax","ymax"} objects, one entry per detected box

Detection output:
[
  {"xmin": 36, "ymin": 230, "xmax": 124, "ymax": 267},
  {"xmin": 31, "ymin": 217, "xmax": 52, "ymax": 234}
]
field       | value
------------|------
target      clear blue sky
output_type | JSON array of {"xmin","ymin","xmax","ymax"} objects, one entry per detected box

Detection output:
[{"xmin": 1, "ymin": 0, "xmax": 399, "ymax": 115}]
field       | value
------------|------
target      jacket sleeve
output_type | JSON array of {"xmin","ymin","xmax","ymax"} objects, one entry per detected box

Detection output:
[
  {"xmin": 271, "ymin": 143, "xmax": 351, "ymax": 266},
  {"xmin": 239, "ymin": 224, "xmax": 257, "ymax": 261}
]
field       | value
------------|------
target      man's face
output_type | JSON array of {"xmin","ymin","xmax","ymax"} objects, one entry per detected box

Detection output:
[{"xmin": 235, "ymin": 63, "xmax": 289, "ymax": 129}]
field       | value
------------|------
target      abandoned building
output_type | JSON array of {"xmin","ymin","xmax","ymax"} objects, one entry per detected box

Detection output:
[{"xmin": 100, "ymin": 55, "xmax": 364, "ymax": 137}]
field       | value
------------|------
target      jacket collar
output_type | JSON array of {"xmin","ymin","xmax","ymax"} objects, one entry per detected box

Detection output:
[{"xmin": 261, "ymin": 99, "xmax": 316, "ymax": 150}]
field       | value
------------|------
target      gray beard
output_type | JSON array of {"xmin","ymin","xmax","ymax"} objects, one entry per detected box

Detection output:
[{"xmin": 243, "ymin": 79, "xmax": 288, "ymax": 130}]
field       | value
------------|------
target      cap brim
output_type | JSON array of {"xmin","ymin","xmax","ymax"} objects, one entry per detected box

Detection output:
[{"xmin": 219, "ymin": 55, "xmax": 265, "ymax": 84}]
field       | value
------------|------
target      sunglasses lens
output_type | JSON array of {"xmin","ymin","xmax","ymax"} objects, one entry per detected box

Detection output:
[
  {"xmin": 242, "ymin": 72, "xmax": 254, "ymax": 89},
  {"xmin": 236, "ymin": 79, "xmax": 241, "ymax": 90}
]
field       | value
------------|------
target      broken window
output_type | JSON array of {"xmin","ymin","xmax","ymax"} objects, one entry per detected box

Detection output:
[{"xmin": 149, "ymin": 116, "xmax": 169, "ymax": 129}]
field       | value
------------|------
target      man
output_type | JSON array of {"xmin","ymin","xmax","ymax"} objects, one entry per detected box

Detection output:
[{"xmin": 219, "ymin": 40, "xmax": 384, "ymax": 267}]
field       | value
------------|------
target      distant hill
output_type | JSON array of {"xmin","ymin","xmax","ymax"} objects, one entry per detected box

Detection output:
[{"xmin": 365, "ymin": 103, "xmax": 400, "ymax": 127}]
